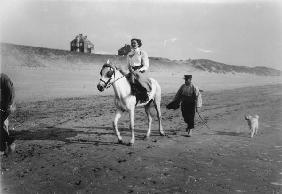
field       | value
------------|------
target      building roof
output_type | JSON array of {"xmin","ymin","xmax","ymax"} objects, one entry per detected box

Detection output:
[{"xmin": 71, "ymin": 34, "xmax": 94, "ymax": 47}]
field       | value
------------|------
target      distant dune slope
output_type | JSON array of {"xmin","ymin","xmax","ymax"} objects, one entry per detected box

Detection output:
[
  {"xmin": 1, "ymin": 43, "xmax": 280, "ymax": 76},
  {"xmin": 1, "ymin": 43, "xmax": 125, "ymax": 68},
  {"xmin": 190, "ymin": 59, "xmax": 281, "ymax": 76},
  {"xmin": 1, "ymin": 43, "xmax": 281, "ymax": 102}
]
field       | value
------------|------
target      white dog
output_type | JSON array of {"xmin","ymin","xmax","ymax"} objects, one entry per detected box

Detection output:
[{"xmin": 245, "ymin": 115, "xmax": 259, "ymax": 138}]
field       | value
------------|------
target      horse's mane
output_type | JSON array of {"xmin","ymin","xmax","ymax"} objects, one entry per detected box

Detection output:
[
  {"xmin": 117, "ymin": 68, "xmax": 128, "ymax": 76},
  {"xmin": 102, "ymin": 63, "xmax": 115, "ymax": 70}
]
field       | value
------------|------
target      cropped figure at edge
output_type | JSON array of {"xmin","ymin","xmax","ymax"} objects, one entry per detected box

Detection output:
[{"xmin": 1, "ymin": 73, "xmax": 16, "ymax": 155}]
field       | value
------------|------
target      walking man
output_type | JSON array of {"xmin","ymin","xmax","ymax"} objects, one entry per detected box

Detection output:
[{"xmin": 168, "ymin": 75, "xmax": 202, "ymax": 136}]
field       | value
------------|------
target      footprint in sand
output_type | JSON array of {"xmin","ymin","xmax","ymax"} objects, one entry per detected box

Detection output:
[
  {"xmin": 235, "ymin": 189, "xmax": 246, "ymax": 193},
  {"xmin": 271, "ymin": 182, "xmax": 282, "ymax": 186},
  {"xmin": 262, "ymin": 123, "xmax": 272, "ymax": 128},
  {"xmin": 271, "ymin": 172, "xmax": 282, "ymax": 186}
]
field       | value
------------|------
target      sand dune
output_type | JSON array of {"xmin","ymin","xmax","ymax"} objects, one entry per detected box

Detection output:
[{"xmin": 1, "ymin": 43, "xmax": 281, "ymax": 102}]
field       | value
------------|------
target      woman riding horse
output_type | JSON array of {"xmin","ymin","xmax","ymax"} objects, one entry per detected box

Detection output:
[
  {"xmin": 97, "ymin": 61, "xmax": 165, "ymax": 145},
  {"xmin": 127, "ymin": 38, "xmax": 151, "ymax": 103}
]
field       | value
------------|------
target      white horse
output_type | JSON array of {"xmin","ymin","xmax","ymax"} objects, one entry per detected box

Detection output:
[{"xmin": 97, "ymin": 60, "xmax": 165, "ymax": 145}]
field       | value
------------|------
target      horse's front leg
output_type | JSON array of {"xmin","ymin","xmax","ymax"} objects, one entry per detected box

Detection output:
[
  {"xmin": 129, "ymin": 108, "xmax": 135, "ymax": 145},
  {"xmin": 113, "ymin": 110, "xmax": 123, "ymax": 144},
  {"xmin": 144, "ymin": 104, "xmax": 152, "ymax": 139}
]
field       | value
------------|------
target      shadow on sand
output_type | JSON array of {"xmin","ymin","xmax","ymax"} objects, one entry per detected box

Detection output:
[
  {"xmin": 10, "ymin": 125, "xmax": 168, "ymax": 146},
  {"xmin": 10, "ymin": 126, "xmax": 115, "ymax": 145},
  {"xmin": 213, "ymin": 130, "xmax": 246, "ymax": 137},
  {"xmin": 77, "ymin": 126, "xmax": 168, "ymax": 137}
]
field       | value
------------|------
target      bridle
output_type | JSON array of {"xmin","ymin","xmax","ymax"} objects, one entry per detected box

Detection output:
[
  {"xmin": 99, "ymin": 65, "xmax": 127, "ymax": 89},
  {"xmin": 99, "ymin": 66, "xmax": 115, "ymax": 89}
]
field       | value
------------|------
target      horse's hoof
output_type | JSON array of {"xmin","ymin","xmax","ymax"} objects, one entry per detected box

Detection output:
[
  {"xmin": 143, "ymin": 135, "xmax": 150, "ymax": 140},
  {"xmin": 160, "ymin": 132, "xmax": 166, "ymax": 136},
  {"xmin": 128, "ymin": 140, "xmax": 135, "ymax": 146},
  {"xmin": 127, "ymin": 142, "xmax": 134, "ymax": 146},
  {"xmin": 118, "ymin": 139, "xmax": 123, "ymax": 144}
]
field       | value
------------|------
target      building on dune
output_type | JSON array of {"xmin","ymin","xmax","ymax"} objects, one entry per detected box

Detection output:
[
  {"xmin": 118, "ymin": 44, "xmax": 131, "ymax": 56},
  {"xmin": 70, "ymin": 34, "xmax": 94, "ymax": 53}
]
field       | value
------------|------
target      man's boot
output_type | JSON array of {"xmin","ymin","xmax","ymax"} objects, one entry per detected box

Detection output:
[{"xmin": 186, "ymin": 127, "xmax": 192, "ymax": 137}]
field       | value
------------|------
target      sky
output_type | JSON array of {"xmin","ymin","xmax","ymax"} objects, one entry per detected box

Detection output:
[{"xmin": 0, "ymin": 0, "xmax": 282, "ymax": 70}]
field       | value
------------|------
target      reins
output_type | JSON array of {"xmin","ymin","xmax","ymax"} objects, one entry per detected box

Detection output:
[
  {"xmin": 99, "ymin": 76, "xmax": 114, "ymax": 89},
  {"xmin": 100, "ymin": 67, "xmax": 128, "ymax": 89},
  {"xmin": 100, "ymin": 62, "xmax": 140, "ymax": 90}
]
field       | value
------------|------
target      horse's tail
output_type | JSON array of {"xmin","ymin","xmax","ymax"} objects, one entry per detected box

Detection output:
[{"xmin": 150, "ymin": 78, "xmax": 161, "ymax": 103}]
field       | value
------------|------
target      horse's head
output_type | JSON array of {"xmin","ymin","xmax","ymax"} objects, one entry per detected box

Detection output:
[{"xmin": 97, "ymin": 60, "xmax": 116, "ymax": 92}]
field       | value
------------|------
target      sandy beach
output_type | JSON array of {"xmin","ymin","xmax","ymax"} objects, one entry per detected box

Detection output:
[{"xmin": 1, "ymin": 82, "xmax": 281, "ymax": 193}]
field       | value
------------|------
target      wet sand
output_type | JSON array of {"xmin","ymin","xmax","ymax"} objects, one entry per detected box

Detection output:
[{"xmin": 1, "ymin": 84, "xmax": 282, "ymax": 193}]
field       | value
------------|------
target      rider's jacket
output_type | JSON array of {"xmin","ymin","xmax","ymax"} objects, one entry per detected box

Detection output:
[{"xmin": 127, "ymin": 48, "xmax": 149, "ymax": 72}]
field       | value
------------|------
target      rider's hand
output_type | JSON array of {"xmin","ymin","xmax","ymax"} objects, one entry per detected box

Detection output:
[
  {"xmin": 139, "ymin": 68, "xmax": 145, "ymax": 73},
  {"xmin": 7, "ymin": 103, "xmax": 16, "ymax": 114}
]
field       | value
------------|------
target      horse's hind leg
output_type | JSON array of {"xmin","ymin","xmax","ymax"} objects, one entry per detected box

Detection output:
[
  {"xmin": 154, "ymin": 86, "xmax": 165, "ymax": 136},
  {"xmin": 113, "ymin": 110, "xmax": 123, "ymax": 143},
  {"xmin": 144, "ymin": 102, "xmax": 153, "ymax": 139},
  {"xmin": 129, "ymin": 108, "xmax": 135, "ymax": 145},
  {"xmin": 154, "ymin": 101, "xmax": 165, "ymax": 136}
]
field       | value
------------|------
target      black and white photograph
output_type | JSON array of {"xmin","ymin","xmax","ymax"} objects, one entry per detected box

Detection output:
[{"xmin": 1, "ymin": 0, "xmax": 281, "ymax": 193}]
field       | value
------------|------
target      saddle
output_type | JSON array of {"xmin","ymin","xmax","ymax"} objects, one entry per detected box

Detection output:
[
  {"xmin": 131, "ymin": 82, "xmax": 149, "ymax": 103},
  {"xmin": 126, "ymin": 73, "xmax": 151, "ymax": 103}
]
